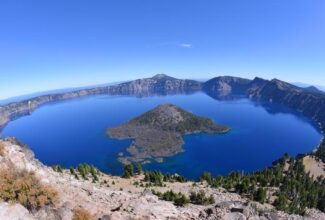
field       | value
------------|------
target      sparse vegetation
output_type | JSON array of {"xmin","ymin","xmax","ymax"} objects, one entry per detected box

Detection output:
[
  {"xmin": 72, "ymin": 208, "xmax": 92, "ymax": 220},
  {"xmin": 143, "ymin": 171, "xmax": 188, "ymax": 186},
  {"xmin": 52, "ymin": 165, "xmax": 63, "ymax": 173},
  {"xmin": 201, "ymin": 154, "xmax": 325, "ymax": 215},
  {"xmin": 152, "ymin": 190, "xmax": 190, "ymax": 206},
  {"xmin": 315, "ymin": 142, "xmax": 325, "ymax": 163},
  {"xmin": 254, "ymin": 187, "xmax": 267, "ymax": 204},
  {"xmin": 152, "ymin": 189, "xmax": 215, "ymax": 206},
  {"xmin": 189, "ymin": 190, "xmax": 215, "ymax": 205},
  {"xmin": 144, "ymin": 171, "xmax": 164, "ymax": 186},
  {"xmin": 163, "ymin": 173, "xmax": 188, "ymax": 183},
  {"xmin": 123, "ymin": 164, "xmax": 134, "ymax": 178},
  {"xmin": 0, "ymin": 167, "xmax": 57, "ymax": 210},
  {"xmin": 52, "ymin": 163, "xmax": 100, "ymax": 182},
  {"xmin": 0, "ymin": 142, "xmax": 5, "ymax": 156},
  {"xmin": 200, "ymin": 171, "xmax": 212, "ymax": 184},
  {"xmin": 76, "ymin": 163, "xmax": 100, "ymax": 182},
  {"xmin": 135, "ymin": 163, "xmax": 143, "ymax": 174}
]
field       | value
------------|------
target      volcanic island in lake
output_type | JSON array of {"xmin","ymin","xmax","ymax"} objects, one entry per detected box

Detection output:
[{"xmin": 107, "ymin": 104, "xmax": 230, "ymax": 163}]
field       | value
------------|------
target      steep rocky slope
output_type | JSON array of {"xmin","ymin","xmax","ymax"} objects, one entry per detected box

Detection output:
[{"xmin": 1, "ymin": 138, "xmax": 324, "ymax": 220}]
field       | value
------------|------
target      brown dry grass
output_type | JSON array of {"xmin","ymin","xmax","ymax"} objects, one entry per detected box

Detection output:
[
  {"xmin": 0, "ymin": 167, "xmax": 58, "ymax": 210},
  {"xmin": 0, "ymin": 142, "xmax": 5, "ymax": 156},
  {"xmin": 72, "ymin": 208, "xmax": 93, "ymax": 220}
]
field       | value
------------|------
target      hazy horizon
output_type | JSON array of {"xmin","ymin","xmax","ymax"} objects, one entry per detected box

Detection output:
[{"xmin": 1, "ymin": 0, "xmax": 325, "ymax": 99}]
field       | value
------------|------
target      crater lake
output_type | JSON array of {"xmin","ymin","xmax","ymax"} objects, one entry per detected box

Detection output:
[{"xmin": 1, "ymin": 92, "xmax": 322, "ymax": 179}]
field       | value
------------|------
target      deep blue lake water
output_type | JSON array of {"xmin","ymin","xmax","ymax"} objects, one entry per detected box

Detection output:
[{"xmin": 1, "ymin": 93, "xmax": 322, "ymax": 179}]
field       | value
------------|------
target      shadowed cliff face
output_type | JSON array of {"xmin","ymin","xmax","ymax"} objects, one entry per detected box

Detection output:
[
  {"xmin": 203, "ymin": 76, "xmax": 252, "ymax": 97},
  {"xmin": 249, "ymin": 79, "xmax": 325, "ymax": 128},
  {"xmin": 0, "ymin": 74, "xmax": 324, "ymax": 161}
]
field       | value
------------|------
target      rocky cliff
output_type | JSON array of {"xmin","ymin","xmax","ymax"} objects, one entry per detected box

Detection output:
[
  {"xmin": 203, "ymin": 76, "xmax": 252, "ymax": 97},
  {"xmin": 248, "ymin": 79, "xmax": 325, "ymax": 127},
  {"xmin": 108, "ymin": 74, "xmax": 202, "ymax": 96}
]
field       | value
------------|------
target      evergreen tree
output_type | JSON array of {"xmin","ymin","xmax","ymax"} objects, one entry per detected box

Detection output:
[
  {"xmin": 274, "ymin": 193, "xmax": 288, "ymax": 211},
  {"xmin": 135, "ymin": 163, "xmax": 143, "ymax": 174},
  {"xmin": 200, "ymin": 171, "xmax": 212, "ymax": 184},
  {"xmin": 123, "ymin": 164, "xmax": 134, "ymax": 178},
  {"xmin": 254, "ymin": 187, "xmax": 267, "ymax": 204}
]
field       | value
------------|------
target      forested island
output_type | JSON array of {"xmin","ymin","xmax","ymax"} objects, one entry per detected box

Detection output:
[{"xmin": 107, "ymin": 104, "xmax": 230, "ymax": 163}]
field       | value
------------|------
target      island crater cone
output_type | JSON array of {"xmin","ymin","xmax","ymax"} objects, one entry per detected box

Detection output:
[{"xmin": 107, "ymin": 104, "xmax": 230, "ymax": 163}]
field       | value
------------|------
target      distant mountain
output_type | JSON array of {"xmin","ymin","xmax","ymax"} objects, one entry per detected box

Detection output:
[
  {"xmin": 0, "ymin": 82, "xmax": 122, "ymax": 105},
  {"xmin": 304, "ymin": 86, "xmax": 324, "ymax": 94},
  {"xmin": 293, "ymin": 82, "xmax": 325, "ymax": 93},
  {"xmin": 108, "ymin": 74, "xmax": 202, "ymax": 96},
  {"xmin": 203, "ymin": 76, "xmax": 251, "ymax": 96}
]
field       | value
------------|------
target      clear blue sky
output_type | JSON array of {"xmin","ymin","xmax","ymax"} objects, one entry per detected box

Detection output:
[{"xmin": 0, "ymin": 0, "xmax": 325, "ymax": 99}]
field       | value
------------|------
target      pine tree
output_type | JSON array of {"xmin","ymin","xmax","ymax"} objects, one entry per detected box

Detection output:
[
  {"xmin": 135, "ymin": 163, "xmax": 143, "ymax": 174},
  {"xmin": 254, "ymin": 187, "xmax": 267, "ymax": 204},
  {"xmin": 123, "ymin": 164, "xmax": 134, "ymax": 178}
]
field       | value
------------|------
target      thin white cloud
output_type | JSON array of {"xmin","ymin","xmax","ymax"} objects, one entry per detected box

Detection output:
[
  {"xmin": 147, "ymin": 42, "xmax": 193, "ymax": 49},
  {"xmin": 178, "ymin": 43, "xmax": 192, "ymax": 48}
]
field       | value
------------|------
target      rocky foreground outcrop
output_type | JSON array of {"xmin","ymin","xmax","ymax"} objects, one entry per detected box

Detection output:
[{"xmin": 0, "ymin": 138, "xmax": 324, "ymax": 220}]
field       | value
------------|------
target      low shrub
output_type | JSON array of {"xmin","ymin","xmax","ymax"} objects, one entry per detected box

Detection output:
[
  {"xmin": 153, "ymin": 190, "xmax": 190, "ymax": 206},
  {"xmin": 189, "ymin": 190, "xmax": 215, "ymax": 205},
  {"xmin": 72, "ymin": 208, "xmax": 92, "ymax": 220},
  {"xmin": 0, "ymin": 167, "xmax": 57, "ymax": 210},
  {"xmin": 0, "ymin": 142, "xmax": 5, "ymax": 156}
]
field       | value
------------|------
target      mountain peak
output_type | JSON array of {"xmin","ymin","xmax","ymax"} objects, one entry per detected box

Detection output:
[
  {"xmin": 270, "ymin": 78, "xmax": 301, "ymax": 91},
  {"xmin": 152, "ymin": 74, "xmax": 174, "ymax": 80},
  {"xmin": 305, "ymin": 86, "xmax": 324, "ymax": 94}
]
